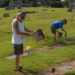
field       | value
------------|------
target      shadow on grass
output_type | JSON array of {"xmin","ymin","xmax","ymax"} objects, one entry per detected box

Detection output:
[
  {"xmin": 6, "ymin": 32, "xmax": 12, "ymax": 34},
  {"xmin": 25, "ymin": 69, "xmax": 39, "ymax": 75},
  {"xmin": 18, "ymin": 68, "xmax": 39, "ymax": 75},
  {"xmin": 0, "ymin": 30, "xmax": 12, "ymax": 34}
]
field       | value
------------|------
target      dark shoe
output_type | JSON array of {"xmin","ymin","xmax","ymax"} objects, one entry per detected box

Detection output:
[
  {"xmin": 19, "ymin": 66, "xmax": 23, "ymax": 69},
  {"xmin": 14, "ymin": 67, "xmax": 23, "ymax": 72}
]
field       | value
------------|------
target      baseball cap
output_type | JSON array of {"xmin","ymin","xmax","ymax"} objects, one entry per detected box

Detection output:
[{"xmin": 17, "ymin": 11, "xmax": 26, "ymax": 17}]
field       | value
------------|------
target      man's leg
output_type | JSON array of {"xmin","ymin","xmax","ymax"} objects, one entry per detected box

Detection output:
[
  {"xmin": 51, "ymin": 27, "xmax": 57, "ymax": 43},
  {"xmin": 54, "ymin": 33, "xmax": 56, "ymax": 44},
  {"xmin": 13, "ymin": 44, "xmax": 23, "ymax": 70},
  {"xmin": 14, "ymin": 55, "xmax": 20, "ymax": 70}
]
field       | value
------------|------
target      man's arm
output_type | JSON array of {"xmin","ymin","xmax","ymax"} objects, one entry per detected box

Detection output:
[
  {"xmin": 13, "ymin": 21, "xmax": 30, "ymax": 36},
  {"xmin": 61, "ymin": 28, "xmax": 66, "ymax": 33},
  {"xmin": 61, "ymin": 28, "xmax": 67, "ymax": 37},
  {"xmin": 24, "ymin": 27, "xmax": 34, "ymax": 33}
]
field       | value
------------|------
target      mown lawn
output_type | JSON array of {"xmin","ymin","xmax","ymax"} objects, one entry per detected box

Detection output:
[
  {"xmin": 0, "ymin": 7, "xmax": 75, "ymax": 75},
  {"xmin": 65, "ymin": 71, "xmax": 75, "ymax": 75}
]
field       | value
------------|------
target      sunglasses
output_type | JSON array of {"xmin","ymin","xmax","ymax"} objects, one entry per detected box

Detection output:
[
  {"xmin": 18, "ymin": 15, "xmax": 25, "ymax": 19},
  {"xmin": 21, "ymin": 16, "xmax": 25, "ymax": 19}
]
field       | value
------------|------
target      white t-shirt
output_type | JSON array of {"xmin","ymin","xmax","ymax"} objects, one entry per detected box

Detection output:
[{"xmin": 12, "ymin": 18, "xmax": 25, "ymax": 44}]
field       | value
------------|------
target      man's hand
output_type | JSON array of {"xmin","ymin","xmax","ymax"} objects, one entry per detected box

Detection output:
[
  {"xmin": 61, "ymin": 28, "xmax": 67, "ymax": 38},
  {"xmin": 31, "ymin": 31, "xmax": 36, "ymax": 34}
]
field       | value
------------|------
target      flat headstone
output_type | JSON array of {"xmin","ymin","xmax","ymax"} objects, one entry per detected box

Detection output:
[
  {"xmin": 57, "ymin": 65, "xmax": 72, "ymax": 71},
  {"xmin": 57, "ymin": 43, "xmax": 67, "ymax": 47},
  {"xmin": 57, "ymin": 42, "xmax": 72, "ymax": 47},
  {"xmin": 72, "ymin": 61, "xmax": 75, "ymax": 64},
  {"xmin": 67, "ymin": 9, "xmax": 72, "ymax": 12},
  {"xmin": 51, "ymin": 10, "xmax": 55, "ymax": 11},
  {"xmin": 5, "ymin": 55, "xmax": 15, "ymax": 59},
  {"xmin": 3, "ymin": 13, "xmax": 9, "ymax": 17},
  {"xmin": 5, "ymin": 53, "xmax": 28, "ymax": 59},
  {"xmin": 43, "ymin": 9, "xmax": 48, "ymax": 11},
  {"xmin": 17, "ymin": 6, "xmax": 21, "ymax": 9},
  {"xmin": 5, "ymin": 7, "xmax": 11, "ymax": 10},
  {"xmin": 39, "ymin": 47, "xmax": 55, "ymax": 50},
  {"xmin": 25, "ymin": 11, "xmax": 38, "ymax": 14}
]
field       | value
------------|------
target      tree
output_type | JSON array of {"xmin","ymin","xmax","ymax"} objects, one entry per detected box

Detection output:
[
  {"xmin": 0, "ymin": 0, "xmax": 63, "ymax": 7},
  {"xmin": 0, "ymin": 0, "xmax": 9, "ymax": 7},
  {"xmin": 64, "ymin": 0, "xmax": 75, "ymax": 8},
  {"xmin": 9, "ymin": 0, "xmax": 22, "ymax": 3}
]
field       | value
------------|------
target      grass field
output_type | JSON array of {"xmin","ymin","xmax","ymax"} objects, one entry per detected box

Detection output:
[
  {"xmin": 0, "ymin": 7, "xmax": 75, "ymax": 75},
  {"xmin": 65, "ymin": 71, "xmax": 75, "ymax": 75}
]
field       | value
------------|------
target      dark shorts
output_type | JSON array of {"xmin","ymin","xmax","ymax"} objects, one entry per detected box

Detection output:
[
  {"xmin": 13, "ymin": 44, "xmax": 23, "ymax": 55},
  {"xmin": 51, "ymin": 26, "xmax": 56, "ymax": 34}
]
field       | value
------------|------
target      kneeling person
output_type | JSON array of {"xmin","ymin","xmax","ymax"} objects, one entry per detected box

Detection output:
[{"xmin": 51, "ymin": 19, "xmax": 67, "ymax": 43}]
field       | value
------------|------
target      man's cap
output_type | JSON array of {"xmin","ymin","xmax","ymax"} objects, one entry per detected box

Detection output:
[{"xmin": 17, "ymin": 11, "xmax": 26, "ymax": 17}]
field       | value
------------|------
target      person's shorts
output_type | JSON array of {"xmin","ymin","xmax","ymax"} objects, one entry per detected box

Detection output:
[
  {"xmin": 13, "ymin": 44, "xmax": 23, "ymax": 55},
  {"xmin": 51, "ymin": 26, "xmax": 56, "ymax": 34}
]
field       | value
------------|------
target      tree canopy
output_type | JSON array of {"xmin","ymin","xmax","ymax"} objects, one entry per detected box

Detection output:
[{"xmin": 0, "ymin": 0, "xmax": 63, "ymax": 7}]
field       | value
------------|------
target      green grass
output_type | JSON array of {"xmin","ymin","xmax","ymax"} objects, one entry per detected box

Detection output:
[
  {"xmin": 0, "ymin": 7, "xmax": 75, "ymax": 75},
  {"xmin": 65, "ymin": 71, "xmax": 75, "ymax": 75}
]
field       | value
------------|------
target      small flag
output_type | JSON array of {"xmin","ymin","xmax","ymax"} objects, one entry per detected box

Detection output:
[{"xmin": 34, "ymin": 29, "xmax": 45, "ymax": 41}]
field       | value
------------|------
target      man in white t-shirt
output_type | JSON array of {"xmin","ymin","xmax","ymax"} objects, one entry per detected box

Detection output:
[{"xmin": 12, "ymin": 11, "xmax": 34, "ymax": 71}]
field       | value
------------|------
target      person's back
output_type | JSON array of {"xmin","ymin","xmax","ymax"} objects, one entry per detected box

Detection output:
[
  {"xmin": 50, "ymin": 19, "xmax": 67, "ymax": 43},
  {"xmin": 51, "ymin": 21, "xmax": 63, "ymax": 29}
]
